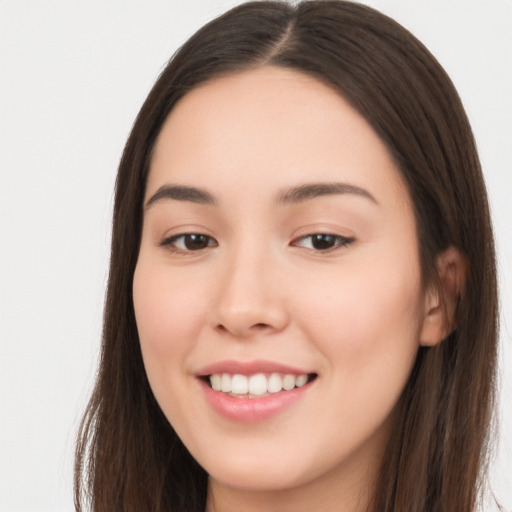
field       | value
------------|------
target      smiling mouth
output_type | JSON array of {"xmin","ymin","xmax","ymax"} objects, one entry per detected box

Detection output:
[{"xmin": 201, "ymin": 372, "xmax": 318, "ymax": 398}]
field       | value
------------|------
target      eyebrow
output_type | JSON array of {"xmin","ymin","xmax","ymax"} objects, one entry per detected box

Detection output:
[
  {"xmin": 145, "ymin": 184, "xmax": 216, "ymax": 209},
  {"xmin": 277, "ymin": 182, "xmax": 378, "ymax": 204},
  {"xmin": 144, "ymin": 181, "xmax": 377, "ymax": 210}
]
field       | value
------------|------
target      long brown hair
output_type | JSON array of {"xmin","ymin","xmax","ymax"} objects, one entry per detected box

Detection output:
[{"xmin": 75, "ymin": 2, "xmax": 498, "ymax": 511}]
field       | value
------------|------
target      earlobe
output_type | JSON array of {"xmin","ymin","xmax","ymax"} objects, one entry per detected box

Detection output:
[{"xmin": 419, "ymin": 246, "xmax": 467, "ymax": 347}]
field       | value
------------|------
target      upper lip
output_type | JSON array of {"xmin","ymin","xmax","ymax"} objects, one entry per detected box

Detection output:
[{"xmin": 196, "ymin": 359, "xmax": 313, "ymax": 377}]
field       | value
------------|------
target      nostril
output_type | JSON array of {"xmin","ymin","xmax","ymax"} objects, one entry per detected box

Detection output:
[{"xmin": 215, "ymin": 321, "xmax": 272, "ymax": 337}]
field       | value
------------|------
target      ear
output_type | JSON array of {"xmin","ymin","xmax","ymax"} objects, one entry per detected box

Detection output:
[{"xmin": 420, "ymin": 246, "xmax": 467, "ymax": 347}]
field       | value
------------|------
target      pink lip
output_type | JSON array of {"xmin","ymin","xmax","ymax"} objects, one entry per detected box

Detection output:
[
  {"xmin": 196, "ymin": 359, "xmax": 311, "ymax": 377},
  {"xmin": 199, "ymin": 380, "xmax": 314, "ymax": 423},
  {"xmin": 195, "ymin": 359, "xmax": 316, "ymax": 423}
]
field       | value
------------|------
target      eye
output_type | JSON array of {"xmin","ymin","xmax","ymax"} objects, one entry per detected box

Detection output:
[
  {"xmin": 293, "ymin": 233, "xmax": 355, "ymax": 251},
  {"xmin": 160, "ymin": 233, "xmax": 218, "ymax": 252}
]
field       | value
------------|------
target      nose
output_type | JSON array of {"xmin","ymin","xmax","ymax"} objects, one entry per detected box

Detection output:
[{"xmin": 208, "ymin": 247, "xmax": 289, "ymax": 339}]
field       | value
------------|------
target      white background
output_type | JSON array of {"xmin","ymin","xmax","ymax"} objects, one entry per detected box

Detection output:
[{"xmin": 1, "ymin": 1, "xmax": 510, "ymax": 511}]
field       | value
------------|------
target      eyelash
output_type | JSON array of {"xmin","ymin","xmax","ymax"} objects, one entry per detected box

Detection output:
[
  {"xmin": 293, "ymin": 233, "xmax": 355, "ymax": 252},
  {"xmin": 160, "ymin": 233, "xmax": 218, "ymax": 253},
  {"xmin": 160, "ymin": 232, "xmax": 355, "ymax": 254}
]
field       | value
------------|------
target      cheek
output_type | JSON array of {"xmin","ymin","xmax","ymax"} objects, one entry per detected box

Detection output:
[
  {"xmin": 132, "ymin": 259, "xmax": 207, "ymax": 368},
  {"xmin": 297, "ymin": 254, "xmax": 424, "ymax": 390},
  {"xmin": 132, "ymin": 258, "xmax": 215, "ymax": 437},
  {"xmin": 294, "ymin": 259, "xmax": 424, "ymax": 459}
]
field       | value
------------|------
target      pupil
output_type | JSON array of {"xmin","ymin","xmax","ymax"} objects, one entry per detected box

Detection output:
[
  {"xmin": 312, "ymin": 234, "xmax": 336, "ymax": 250},
  {"xmin": 185, "ymin": 234, "xmax": 208, "ymax": 250}
]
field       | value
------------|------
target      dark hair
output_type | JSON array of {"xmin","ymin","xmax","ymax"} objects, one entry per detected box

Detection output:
[{"xmin": 75, "ymin": 2, "xmax": 498, "ymax": 511}]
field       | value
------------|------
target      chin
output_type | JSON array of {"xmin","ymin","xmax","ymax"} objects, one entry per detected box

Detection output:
[{"xmin": 208, "ymin": 465, "xmax": 305, "ymax": 493}]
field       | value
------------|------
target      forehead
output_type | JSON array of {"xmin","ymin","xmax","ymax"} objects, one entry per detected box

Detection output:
[{"xmin": 147, "ymin": 66, "xmax": 410, "ymax": 209}]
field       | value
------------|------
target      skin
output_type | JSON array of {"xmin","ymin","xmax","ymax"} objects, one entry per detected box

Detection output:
[{"xmin": 133, "ymin": 67, "xmax": 449, "ymax": 512}]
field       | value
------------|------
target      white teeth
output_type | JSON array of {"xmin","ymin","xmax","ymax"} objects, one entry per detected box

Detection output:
[
  {"xmin": 208, "ymin": 372, "xmax": 311, "ymax": 396},
  {"xmin": 295, "ymin": 374, "xmax": 308, "ymax": 388},
  {"xmin": 231, "ymin": 374, "xmax": 248, "ymax": 394},
  {"xmin": 210, "ymin": 373, "xmax": 222, "ymax": 391},
  {"xmin": 221, "ymin": 373, "xmax": 231, "ymax": 393},
  {"xmin": 267, "ymin": 373, "xmax": 283, "ymax": 393},
  {"xmin": 282, "ymin": 374, "xmax": 296, "ymax": 391},
  {"xmin": 248, "ymin": 373, "xmax": 267, "ymax": 396}
]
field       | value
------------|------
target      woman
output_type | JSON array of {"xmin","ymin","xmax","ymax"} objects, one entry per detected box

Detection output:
[{"xmin": 75, "ymin": 2, "xmax": 498, "ymax": 511}]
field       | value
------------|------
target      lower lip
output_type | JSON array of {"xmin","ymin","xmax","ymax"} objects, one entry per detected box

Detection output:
[{"xmin": 200, "ymin": 379, "xmax": 314, "ymax": 423}]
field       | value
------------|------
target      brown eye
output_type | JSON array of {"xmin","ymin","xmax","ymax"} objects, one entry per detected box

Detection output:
[
  {"xmin": 294, "ymin": 234, "xmax": 355, "ymax": 251},
  {"xmin": 182, "ymin": 234, "xmax": 212, "ymax": 250},
  {"xmin": 161, "ymin": 233, "xmax": 217, "ymax": 252}
]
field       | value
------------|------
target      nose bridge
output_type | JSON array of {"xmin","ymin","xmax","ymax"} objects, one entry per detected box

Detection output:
[{"xmin": 210, "ymin": 235, "xmax": 288, "ymax": 337}]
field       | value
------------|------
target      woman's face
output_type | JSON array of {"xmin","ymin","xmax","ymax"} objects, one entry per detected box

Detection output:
[{"xmin": 133, "ymin": 67, "xmax": 432, "ymax": 498}]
